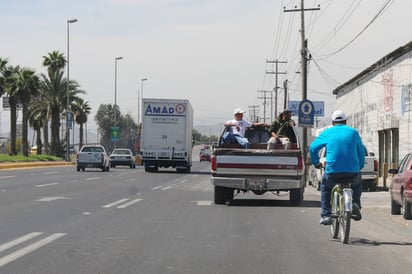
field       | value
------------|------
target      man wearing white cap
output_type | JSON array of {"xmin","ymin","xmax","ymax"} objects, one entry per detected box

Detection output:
[
  {"xmin": 222, "ymin": 108, "xmax": 265, "ymax": 149},
  {"xmin": 309, "ymin": 109, "xmax": 365, "ymax": 225}
]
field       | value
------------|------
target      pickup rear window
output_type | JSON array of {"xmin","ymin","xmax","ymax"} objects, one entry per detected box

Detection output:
[{"xmin": 82, "ymin": 147, "xmax": 104, "ymax": 153}]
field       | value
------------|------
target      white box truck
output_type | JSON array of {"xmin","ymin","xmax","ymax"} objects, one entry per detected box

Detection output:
[{"xmin": 141, "ymin": 98, "xmax": 193, "ymax": 173}]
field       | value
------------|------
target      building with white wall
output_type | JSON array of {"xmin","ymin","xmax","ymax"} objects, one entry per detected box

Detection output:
[{"xmin": 333, "ymin": 40, "xmax": 412, "ymax": 178}]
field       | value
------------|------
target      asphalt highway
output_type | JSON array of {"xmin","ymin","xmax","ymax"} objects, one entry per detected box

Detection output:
[{"xmin": 0, "ymin": 162, "xmax": 411, "ymax": 274}]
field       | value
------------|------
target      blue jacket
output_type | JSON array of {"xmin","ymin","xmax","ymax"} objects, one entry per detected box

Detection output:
[{"xmin": 309, "ymin": 124, "xmax": 365, "ymax": 174}]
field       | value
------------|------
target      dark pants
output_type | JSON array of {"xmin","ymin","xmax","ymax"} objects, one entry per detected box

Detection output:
[{"xmin": 320, "ymin": 172, "xmax": 362, "ymax": 217}]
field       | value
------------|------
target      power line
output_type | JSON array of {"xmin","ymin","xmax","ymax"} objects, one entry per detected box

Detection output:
[{"xmin": 319, "ymin": 0, "xmax": 396, "ymax": 59}]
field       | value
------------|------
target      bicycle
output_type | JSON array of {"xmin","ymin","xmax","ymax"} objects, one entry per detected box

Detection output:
[{"xmin": 330, "ymin": 175, "xmax": 358, "ymax": 244}]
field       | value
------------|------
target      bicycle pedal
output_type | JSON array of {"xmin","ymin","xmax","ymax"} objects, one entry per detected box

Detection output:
[{"xmin": 330, "ymin": 213, "xmax": 338, "ymax": 218}]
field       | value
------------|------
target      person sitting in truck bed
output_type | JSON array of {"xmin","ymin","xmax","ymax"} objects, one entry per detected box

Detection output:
[
  {"xmin": 221, "ymin": 108, "xmax": 266, "ymax": 149},
  {"xmin": 267, "ymin": 109, "xmax": 297, "ymax": 149}
]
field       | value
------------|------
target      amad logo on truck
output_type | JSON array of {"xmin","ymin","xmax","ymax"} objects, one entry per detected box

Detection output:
[{"xmin": 145, "ymin": 103, "xmax": 186, "ymax": 116}]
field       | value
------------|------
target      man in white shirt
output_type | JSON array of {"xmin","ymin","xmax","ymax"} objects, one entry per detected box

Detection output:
[{"xmin": 222, "ymin": 108, "xmax": 265, "ymax": 148}]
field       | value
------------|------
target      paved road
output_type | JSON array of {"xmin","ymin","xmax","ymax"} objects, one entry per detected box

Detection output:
[{"xmin": 0, "ymin": 163, "xmax": 411, "ymax": 274}]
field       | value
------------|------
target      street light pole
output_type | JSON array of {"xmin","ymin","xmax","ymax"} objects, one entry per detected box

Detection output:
[
  {"xmin": 113, "ymin": 56, "xmax": 123, "ymax": 149},
  {"xmin": 66, "ymin": 18, "xmax": 77, "ymax": 162},
  {"xmin": 140, "ymin": 78, "xmax": 148, "ymax": 124},
  {"xmin": 114, "ymin": 56, "xmax": 123, "ymax": 126}
]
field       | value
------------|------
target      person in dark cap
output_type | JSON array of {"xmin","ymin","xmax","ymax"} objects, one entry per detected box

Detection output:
[{"xmin": 267, "ymin": 109, "xmax": 297, "ymax": 148}]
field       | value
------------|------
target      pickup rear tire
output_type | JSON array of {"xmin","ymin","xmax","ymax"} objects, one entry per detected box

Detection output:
[
  {"xmin": 214, "ymin": 186, "xmax": 233, "ymax": 204},
  {"xmin": 290, "ymin": 188, "xmax": 303, "ymax": 206},
  {"xmin": 368, "ymin": 180, "xmax": 377, "ymax": 192}
]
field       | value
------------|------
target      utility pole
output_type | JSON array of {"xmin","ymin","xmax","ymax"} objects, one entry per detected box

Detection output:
[
  {"xmin": 257, "ymin": 90, "xmax": 271, "ymax": 123},
  {"xmin": 283, "ymin": 79, "xmax": 288, "ymax": 110},
  {"xmin": 284, "ymin": 0, "xmax": 320, "ymax": 181},
  {"xmin": 248, "ymin": 105, "xmax": 260, "ymax": 122},
  {"xmin": 266, "ymin": 60, "xmax": 287, "ymax": 122}
]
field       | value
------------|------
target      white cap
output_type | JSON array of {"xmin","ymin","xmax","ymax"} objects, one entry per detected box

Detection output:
[
  {"xmin": 233, "ymin": 108, "xmax": 246, "ymax": 115},
  {"xmin": 332, "ymin": 109, "xmax": 346, "ymax": 122}
]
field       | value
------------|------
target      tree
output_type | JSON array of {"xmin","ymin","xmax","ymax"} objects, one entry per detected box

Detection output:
[
  {"xmin": 0, "ymin": 57, "xmax": 8, "ymax": 97},
  {"xmin": 28, "ymin": 99, "xmax": 44, "ymax": 155},
  {"xmin": 72, "ymin": 99, "xmax": 91, "ymax": 149},
  {"xmin": 39, "ymin": 71, "xmax": 85, "ymax": 156},
  {"xmin": 42, "ymin": 51, "xmax": 66, "ymax": 76},
  {"xmin": 4, "ymin": 65, "xmax": 20, "ymax": 155},
  {"xmin": 12, "ymin": 67, "xmax": 40, "ymax": 156},
  {"xmin": 94, "ymin": 104, "xmax": 137, "ymax": 152}
]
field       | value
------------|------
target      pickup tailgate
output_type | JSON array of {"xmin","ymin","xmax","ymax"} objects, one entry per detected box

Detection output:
[
  {"xmin": 212, "ymin": 148, "xmax": 303, "ymax": 177},
  {"xmin": 78, "ymin": 153, "xmax": 102, "ymax": 163}
]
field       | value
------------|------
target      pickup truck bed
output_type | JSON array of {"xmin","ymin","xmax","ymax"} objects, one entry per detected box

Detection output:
[{"xmin": 211, "ymin": 126, "xmax": 305, "ymax": 205}]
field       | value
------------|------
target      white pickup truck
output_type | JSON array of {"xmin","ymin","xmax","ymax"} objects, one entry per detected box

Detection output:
[
  {"xmin": 76, "ymin": 145, "xmax": 110, "ymax": 172},
  {"xmin": 211, "ymin": 126, "xmax": 305, "ymax": 205},
  {"xmin": 308, "ymin": 145, "xmax": 378, "ymax": 191}
]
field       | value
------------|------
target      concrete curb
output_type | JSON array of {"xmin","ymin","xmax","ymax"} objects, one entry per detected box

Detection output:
[{"xmin": 0, "ymin": 161, "xmax": 75, "ymax": 170}]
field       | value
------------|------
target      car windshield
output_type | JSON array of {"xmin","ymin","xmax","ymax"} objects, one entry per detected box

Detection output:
[{"xmin": 113, "ymin": 150, "xmax": 130, "ymax": 155}]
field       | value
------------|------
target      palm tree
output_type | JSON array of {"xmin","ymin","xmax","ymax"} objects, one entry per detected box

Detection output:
[
  {"xmin": 9, "ymin": 67, "xmax": 40, "ymax": 156},
  {"xmin": 40, "ymin": 71, "xmax": 85, "ymax": 156},
  {"xmin": 3, "ymin": 65, "xmax": 20, "ymax": 155},
  {"xmin": 28, "ymin": 99, "xmax": 44, "ymax": 155},
  {"xmin": 42, "ymin": 51, "xmax": 66, "ymax": 76},
  {"xmin": 72, "ymin": 99, "xmax": 91, "ymax": 149},
  {"xmin": 0, "ymin": 57, "xmax": 8, "ymax": 97}
]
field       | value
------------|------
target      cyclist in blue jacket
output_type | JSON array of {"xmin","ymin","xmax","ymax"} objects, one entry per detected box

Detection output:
[{"xmin": 309, "ymin": 110, "xmax": 365, "ymax": 225}]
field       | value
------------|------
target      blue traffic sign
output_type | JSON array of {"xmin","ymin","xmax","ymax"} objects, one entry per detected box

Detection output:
[
  {"xmin": 298, "ymin": 100, "xmax": 315, "ymax": 127},
  {"xmin": 288, "ymin": 100, "xmax": 324, "ymax": 117}
]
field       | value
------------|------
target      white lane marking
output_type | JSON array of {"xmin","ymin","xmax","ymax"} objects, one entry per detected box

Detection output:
[
  {"xmin": 161, "ymin": 186, "xmax": 172, "ymax": 190},
  {"xmin": 118, "ymin": 172, "xmax": 129, "ymax": 176},
  {"xmin": 35, "ymin": 183, "xmax": 59, "ymax": 187},
  {"xmin": 195, "ymin": 201, "xmax": 213, "ymax": 206},
  {"xmin": 0, "ymin": 232, "xmax": 43, "ymax": 253},
  {"xmin": 0, "ymin": 176, "xmax": 16, "ymax": 179},
  {"xmin": 0, "ymin": 233, "xmax": 66, "ymax": 268},
  {"xmin": 43, "ymin": 171, "xmax": 58, "ymax": 175},
  {"xmin": 86, "ymin": 177, "xmax": 100, "ymax": 180},
  {"xmin": 102, "ymin": 198, "xmax": 129, "ymax": 208},
  {"xmin": 152, "ymin": 186, "xmax": 163, "ymax": 190},
  {"xmin": 117, "ymin": 198, "xmax": 143, "ymax": 208},
  {"xmin": 36, "ymin": 197, "xmax": 70, "ymax": 202},
  {"xmin": 83, "ymin": 212, "xmax": 91, "ymax": 215}
]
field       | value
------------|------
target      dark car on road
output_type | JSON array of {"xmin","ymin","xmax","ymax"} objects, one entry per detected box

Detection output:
[
  {"xmin": 389, "ymin": 153, "xmax": 412, "ymax": 219},
  {"xmin": 110, "ymin": 148, "xmax": 136, "ymax": 168}
]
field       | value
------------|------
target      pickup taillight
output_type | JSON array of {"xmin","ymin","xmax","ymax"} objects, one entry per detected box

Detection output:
[
  {"xmin": 374, "ymin": 160, "xmax": 378, "ymax": 172},
  {"xmin": 211, "ymin": 155, "xmax": 216, "ymax": 171},
  {"xmin": 297, "ymin": 156, "xmax": 303, "ymax": 170}
]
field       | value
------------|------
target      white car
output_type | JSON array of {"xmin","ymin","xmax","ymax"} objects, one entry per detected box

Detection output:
[{"xmin": 110, "ymin": 148, "xmax": 136, "ymax": 168}]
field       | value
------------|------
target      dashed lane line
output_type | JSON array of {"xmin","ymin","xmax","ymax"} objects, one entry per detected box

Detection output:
[
  {"xmin": 102, "ymin": 198, "xmax": 129, "ymax": 208},
  {"xmin": 35, "ymin": 183, "xmax": 59, "ymax": 187},
  {"xmin": 117, "ymin": 198, "xmax": 143, "ymax": 208},
  {"xmin": 0, "ymin": 232, "xmax": 66, "ymax": 268}
]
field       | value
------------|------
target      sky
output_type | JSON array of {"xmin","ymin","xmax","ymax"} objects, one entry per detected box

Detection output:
[{"xmin": 0, "ymin": 0, "xmax": 408, "ymax": 137}]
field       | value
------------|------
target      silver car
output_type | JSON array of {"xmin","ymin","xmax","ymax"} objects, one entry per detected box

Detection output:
[{"xmin": 110, "ymin": 149, "xmax": 136, "ymax": 168}]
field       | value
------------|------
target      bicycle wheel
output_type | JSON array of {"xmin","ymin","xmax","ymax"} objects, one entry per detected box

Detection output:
[
  {"xmin": 330, "ymin": 191, "xmax": 339, "ymax": 239},
  {"xmin": 340, "ymin": 211, "xmax": 351, "ymax": 244}
]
